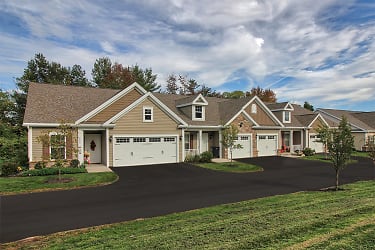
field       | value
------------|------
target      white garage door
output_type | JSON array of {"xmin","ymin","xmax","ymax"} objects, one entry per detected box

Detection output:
[
  {"xmin": 257, "ymin": 135, "xmax": 278, "ymax": 156},
  {"xmin": 309, "ymin": 134, "xmax": 324, "ymax": 153},
  {"xmin": 232, "ymin": 134, "xmax": 252, "ymax": 159},
  {"xmin": 113, "ymin": 136, "xmax": 178, "ymax": 167}
]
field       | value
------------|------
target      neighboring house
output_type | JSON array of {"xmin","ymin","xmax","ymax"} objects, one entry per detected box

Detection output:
[
  {"xmin": 316, "ymin": 109, "xmax": 375, "ymax": 151},
  {"xmin": 267, "ymin": 102, "xmax": 329, "ymax": 153}
]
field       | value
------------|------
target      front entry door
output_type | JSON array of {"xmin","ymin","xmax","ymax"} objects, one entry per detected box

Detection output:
[{"xmin": 84, "ymin": 134, "xmax": 102, "ymax": 163}]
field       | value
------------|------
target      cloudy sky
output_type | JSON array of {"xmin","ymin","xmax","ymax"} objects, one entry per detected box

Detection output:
[{"xmin": 0, "ymin": 0, "xmax": 374, "ymax": 111}]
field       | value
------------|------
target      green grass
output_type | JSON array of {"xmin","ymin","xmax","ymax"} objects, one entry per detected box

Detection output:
[
  {"xmin": 3, "ymin": 181, "xmax": 374, "ymax": 249},
  {"xmin": 302, "ymin": 154, "xmax": 358, "ymax": 164},
  {"xmin": 352, "ymin": 151, "xmax": 371, "ymax": 158},
  {"xmin": 0, "ymin": 172, "xmax": 118, "ymax": 195},
  {"xmin": 196, "ymin": 161, "xmax": 263, "ymax": 173}
]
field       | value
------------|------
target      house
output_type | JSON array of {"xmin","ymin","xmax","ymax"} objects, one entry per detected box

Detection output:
[
  {"xmin": 316, "ymin": 109, "xmax": 375, "ymax": 151},
  {"xmin": 266, "ymin": 102, "xmax": 329, "ymax": 153},
  {"xmin": 24, "ymin": 82, "xmax": 329, "ymax": 168}
]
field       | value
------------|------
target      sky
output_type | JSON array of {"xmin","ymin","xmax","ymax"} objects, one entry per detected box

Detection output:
[{"xmin": 0, "ymin": 0, "xmax": 374, "ymax": 111}]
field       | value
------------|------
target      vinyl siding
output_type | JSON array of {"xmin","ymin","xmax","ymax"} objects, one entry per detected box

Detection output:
[
  {"xmin": 353, "ymin": 133, "xmax": 366, "ymax": 151},
  {"xmin": 85, "ymin": 89, "xmax": 142, "ymax": 123},
  {"xmin": 310, "ymin": 117, "xmax": 325, "ymax": 133},
  {"xmin": 108, "ymin": 97, "xmax": 181, "ymax": 166}
]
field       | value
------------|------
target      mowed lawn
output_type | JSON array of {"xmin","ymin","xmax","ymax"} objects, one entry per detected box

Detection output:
[
  {"xmin": 0, "ymin": 172, "xmax": 118, "ymax": 195},
  {"xmin": 3, "ymin": 181, "xmax": 374, "ymax": 249}
]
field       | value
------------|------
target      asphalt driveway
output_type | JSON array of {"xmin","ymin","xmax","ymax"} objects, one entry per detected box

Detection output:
[{"xmin": 1, "ymin": 156, "xmax": 374, "ymax": 243}]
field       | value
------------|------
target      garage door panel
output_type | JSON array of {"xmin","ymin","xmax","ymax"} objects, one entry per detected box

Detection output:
[
  {"xmin": 257, "ymin": 135, "xmax": 278, "ymax": 156},
  {"xmin": 113, "ymin": 136, "xmax": 177, "ymax": 167},
  {"xmin": 232, "ymin": 135, "xmax": 252, "ymax": 159},
  {"xmin": 309, "ymin": 134, "xmax": 324, "ymax": 153}
]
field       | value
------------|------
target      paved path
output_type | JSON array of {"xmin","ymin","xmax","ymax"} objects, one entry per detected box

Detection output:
[{"xmin": 1, "ymin": 156, "xmax": 374, "ymax": 243}]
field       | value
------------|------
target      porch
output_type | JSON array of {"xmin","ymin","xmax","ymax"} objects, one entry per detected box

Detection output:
[
  {"xmin": 281, "ymin": 130, "xmax": 304, "ymax": 153},
  {"xmin": 78, "ymin": 128, "xmax": 109, "ymax": 167},
  {"xmin": 183, "ymin": 130, "xmax": 221, "ymax": 159}
]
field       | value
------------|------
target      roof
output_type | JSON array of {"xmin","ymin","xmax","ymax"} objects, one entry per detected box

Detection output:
[
  {"xmin": 317, "ymin": 108, "xmax": 375, "ymax": 131},
  {"xmin": 24, "ymin": 82, "xmax": 119, "ymax": 124}
]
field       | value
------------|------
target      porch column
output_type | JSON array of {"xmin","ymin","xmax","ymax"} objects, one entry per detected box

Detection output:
[
  {"xmin": 219, "ymin": 129, "xmax": 223, "ymax": 158},
  {"xmin": 198, "ymin": 130, "xmax": 203, "ymax": 154},
  {"xmin": 290, "ymin": 130, "xmax": 293, "ymax": 152},
  {"xmin": 181, "ymin": 128, "xmax": 185, "ymax": 161},
  {"xmin": 106, "ymin": 128, "xmax": 110, "ymax": 167},
  {"xmin": 28, "ymin": 126, "xmax": 33, "ymax": 162},
  {"xmin": 78, "ymin": 129, "xmax": 84, "ymax": 163},
  {"xmin": 301, "ymin": 130, "xmax": 304, "ymax": 149}
]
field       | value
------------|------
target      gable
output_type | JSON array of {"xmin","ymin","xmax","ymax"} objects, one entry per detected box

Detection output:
[
  {"xmin": 111, "ymin": 97, "xmax": 180, "ymax": 134},
  {"xmin": 310, "ymin": 116, "xmax": 325, "ymax": 129},
  {"xmin": 244, "ymin": 100, "xmax": 280, "ymax": 126},
  {"xmin": 84, "ymin": 89, "xmax": 143, "ymax": 124}
]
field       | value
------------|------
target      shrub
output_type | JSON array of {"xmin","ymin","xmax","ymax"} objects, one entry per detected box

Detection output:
[
  {"xmin": 184, "ymin": 154, "xmax": 200, "ymax": 163},
  {"xmin": 0, "ymin": 162, "xmax": 18, "ymax": 176},
  {"xmin": 52, "ymin": 160, "xmax": 65, "ymax": 168},
  {"xmin": 303, "ymin": 147, "xmax": 315, "ymax": 156},
  {"xmin": 20, "ymin": 167, "xmax": 87, "ymax": 177},
  {"xmin": 34, "ymin": 161, "xmax": 47, "ymax": 169},
  {"xmin": 69, "ymin": 159, "xmax": 80, "ymax": 168},
  {"xmin": 199, "ymin": 151, "xmax": 213, "ymax": 163}
]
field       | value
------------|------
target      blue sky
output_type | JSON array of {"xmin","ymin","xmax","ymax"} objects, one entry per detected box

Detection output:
[{"xmin": 0, "ymin": 0, "xmax": 374, "ymax": 111}]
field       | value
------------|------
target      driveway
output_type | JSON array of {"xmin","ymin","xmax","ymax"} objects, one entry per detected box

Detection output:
[{"xmin": 1, "ymin": 156, "xmax": 374, "ymax": 243}]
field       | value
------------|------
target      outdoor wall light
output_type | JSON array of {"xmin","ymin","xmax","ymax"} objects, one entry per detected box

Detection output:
[{"xmin": 109, "ymin": 135, "xmax": 113, "ymax": 143}]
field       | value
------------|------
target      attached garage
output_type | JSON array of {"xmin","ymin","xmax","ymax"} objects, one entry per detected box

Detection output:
[
  {"xmin": 113, "ymin": 136, "xmax": 178, "ymax": 166},
  {"xmin": 232, "ymin": 134, "xmax": 252, "ymax": 159},
  {"xmin": 257, "ymin": 134, "xmax": 278, "ymax": 156},
  {"xmin": 309, "ymin": 134, "xmax": 324, "ymax": 153}
]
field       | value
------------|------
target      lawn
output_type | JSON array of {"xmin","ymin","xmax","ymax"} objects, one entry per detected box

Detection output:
[
  {"xmin": 303, "ymin": 153, "xmax": 360, "ymax": 164},
  {"xmin": 196, "ymin": 161, "xmax": 263, "ymax": 173},
  {"xmin": 3, "ymin": 181, "xmax": 374, "ymax": 249},
  {"xmin": 0, "ymin": 172, "xmax": 118, "ymax": 195}
]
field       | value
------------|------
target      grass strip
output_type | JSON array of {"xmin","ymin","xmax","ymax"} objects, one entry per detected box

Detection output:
[
  {"xmin": 0, "ymin": 172, "xmax": 118, "ymax": 195},
  {"xmin": 2, "ymin": 180, "xmax": 374, "ymax": 249},
  {"xmin": 196, "ymin": 161, "xmax": 263, "ymax": 173}
]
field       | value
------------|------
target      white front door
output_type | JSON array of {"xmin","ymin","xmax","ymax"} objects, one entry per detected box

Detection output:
[
  {"xmin": 84, "ymin": 134, "xmax": 102, "ymax": 163},
  {"xmin": 201, "ymin": 133, "xmax": 209, "ymax": 153}
]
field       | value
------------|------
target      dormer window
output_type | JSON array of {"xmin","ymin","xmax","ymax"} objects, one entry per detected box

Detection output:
[
  {"xmin": 283, "ymin": 111, "xmax": 291, "ymax": 123},
  {"xmin": 193, "ymin": 105, "xmax": 205, "ymax": 120}
]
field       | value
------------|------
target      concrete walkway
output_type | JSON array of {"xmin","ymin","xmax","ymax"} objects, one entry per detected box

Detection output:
[{"xmin": 85, "ymin": 164, "xmax": 112, "ymax": 173}]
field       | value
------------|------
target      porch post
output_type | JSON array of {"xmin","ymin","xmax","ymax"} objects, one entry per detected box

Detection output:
[
  {"xmin": 219, "ymin": 129, "xmax": 223, "ymax": 158},
  {"xmin": 290, "ymin": 130, "xmax": 293, "ymax": 152},
  {"xmin": 106, "ymin": 128, "xmax": 110, "ymax": 167},
  {"xmin": 182, "ymin": 128, "xmax": 185, "ymax": 161},
  {"xmin": 198, "ymin": 130, "xmax": 203, "ymax": 154},
  {"xmin": 27, "ymin": 126, "xmax": 33, "ymax": 162},
  {"xmin": 301, "ymin": 130, "xmax": 304, "ymax": 149},
  {"xmin": 78, "ymin": 129, "xmax": 84, "ymax": 163}
]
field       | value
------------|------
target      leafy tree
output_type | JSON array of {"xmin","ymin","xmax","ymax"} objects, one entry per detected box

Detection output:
[
  {"xmin": 223, "ymin": 90, "xmax": 245, "ymax": 99},
  {"xmin": 221, "ymin": 124, "xmax": 243, "ymax": 163},
  {"xmin": 68, "ymin": 64, "xmax": 90, "ymax": 86},
  {"xmin": 198, "ymin": 85, "xmax": 221, "ymax": 97},
  {"xmin": 99, "ymin": 63, "xmax": 134, "ymax": 89},
  {"xmin": 92, "ymin": 57, "xmax": 112, "ymax": 87},
  {"xmin": 246, "ymin": 87, "xmax": 277, "ymax": 102},
  {"xmin": 327, "ymin": 117, "xmax": 354, "ymax": 191},
  {"xmin": 316, "ymin": 124, "xmax": 331, "ymax": 159},
  {"xmin": 304, "ymin": 101, "xmax": 314, "ymax": 111}
]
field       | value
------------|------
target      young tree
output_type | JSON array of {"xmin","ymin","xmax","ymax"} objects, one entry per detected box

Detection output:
[
  {"xmin": 221, "ymin": 124, "xmax": 243, "ymax": 163},
  {"xmin": 327, "ymin": 117, "xmax": 354, "ymax": 190},
  {"xmin": 316, "ymin": 124, "xmax": 331, "ymax": 159}
]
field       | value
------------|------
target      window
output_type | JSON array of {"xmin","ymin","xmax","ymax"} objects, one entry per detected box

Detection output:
[
  {"xmin": 164, "ymin": 137, "xmax": 176, "ymax": 142},
  {"xmin": 149, "ymin": 137, "xmax": 161, "ymax": 142},
  {"xmin": 143, "ymin": 107, "xmax": 153, "ymax": 122},
  {"xmin": 185, "ymin": 133, "xmax": 191, "ymax": 149},
  {"xmin": 116, "ymin": 137, "xmax": 130, "ymax": 143},
  {"xmin": 133, "ymin": 137, "xmax": 146, "ymax": 143},
  {"xmin": 50, "ymin": 134, "xmax": 66, "ymax": 160},
  {"xmin": 283, "ymin": 111, "xmax": 291, "ymax": 123},
  {"xmin": 241, "ymin": 136, "xmax": 249, "ymax": 140},
  {"xmin": 251, "ymin": 104, "xmax": 257, "ymax": 114},
  {"xmin": 195, "ymin": 105, "xmax": 203, "ymax": 119}
]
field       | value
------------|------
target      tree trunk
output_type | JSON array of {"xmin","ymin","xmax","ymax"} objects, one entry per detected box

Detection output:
[{"xmin": 335, "ymin": 169, "xmax": 339, "ymax": 191}]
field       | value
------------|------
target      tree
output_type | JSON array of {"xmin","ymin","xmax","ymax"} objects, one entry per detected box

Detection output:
[
  {"xmin": 68, "ymin": 64, "xmax": 90, "ymax": 86},
  {"xmin": 131, "ymin": 65, "xmax": 160, "ymax": 92},
  {"xmin": 316, "ymin": 124, "xmax": 331, "ymax": 159},
  {"xmin": 327, "ymin": 117, "xmax": 354, "ymax": 191},
  {"xmin": 92, "ymin": 57, "xmax": 112, "ymax": 87},
  {"xmin": 99, "ymin": 63, "xmax": 134, "ymax": 89},
  {"xmin": 304, "ymin": 101, "xmax": 314, "ymax": 111},
  {"xmin": 197, "ymin": 85, "xmax": 221, "ymax": 97},
  {"xmin": 165, "ymin": 74, "xmax": 179, "ymax": 94},
  {"xmin": 246, "ymin": 87, "xmax": 277, "ymax": 102},
  {"xmin": 221, "ymin": 124, "xmax": 242, "ymax": 163},
  {"xmin": 223, "ymin": 90, "xmax": 245, "ymax": 99}
]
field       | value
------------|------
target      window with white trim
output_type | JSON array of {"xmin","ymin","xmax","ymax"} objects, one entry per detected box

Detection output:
[
  {"xmin": 164, "ymin": 137, "xmax": 176, "ymax": 142},
  {"xmin": 283, "ymin": 111, "xmax": 291, "ymax": 123},
  {"xmin": 251, "ymin": 104, "xmax": 257, "ymax": 114},
  {"xmin": 143, "ymin": 107, "xmax": 153, "ymax": 122},
  {"xmin": 50, "ymin": 133, "xmax": 66, "ymax": 160},
  {"xmin": 193, "ymin": 105, "xmax": 205, "ymax": 120}
]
